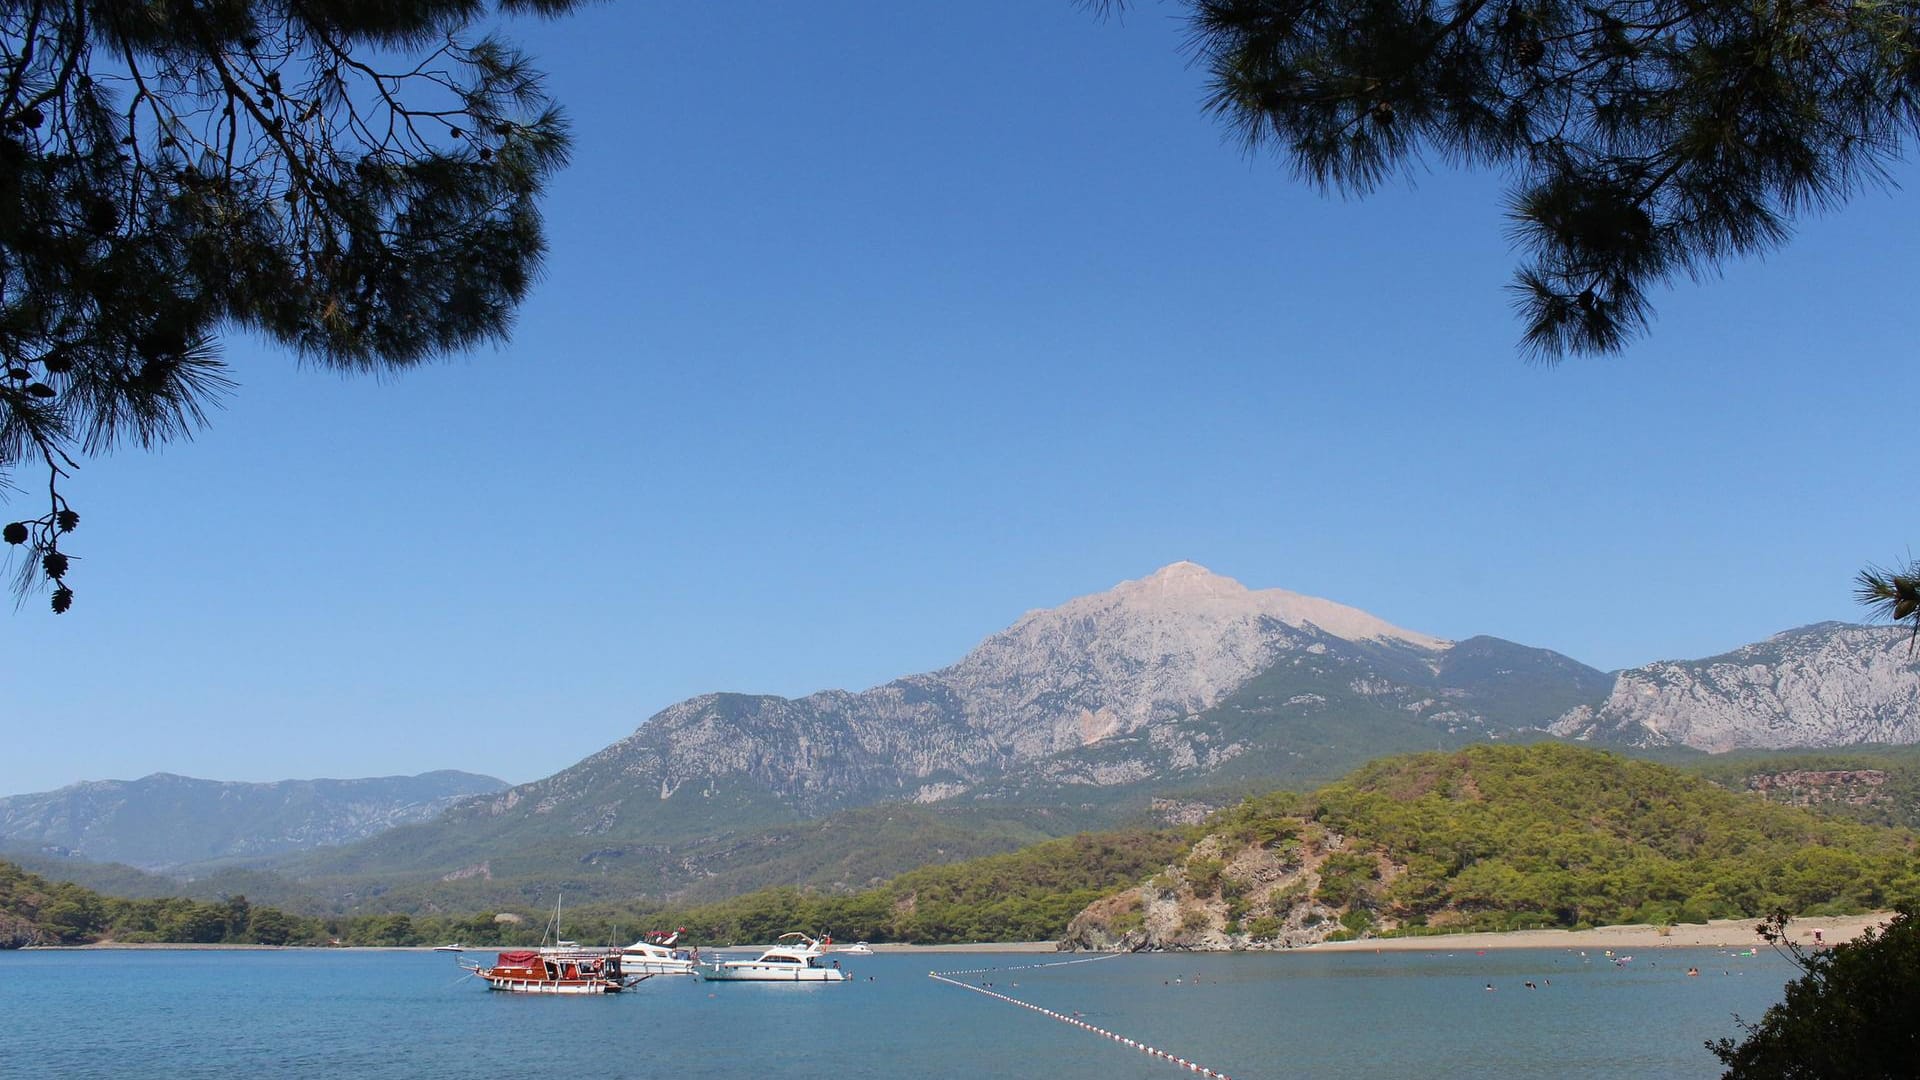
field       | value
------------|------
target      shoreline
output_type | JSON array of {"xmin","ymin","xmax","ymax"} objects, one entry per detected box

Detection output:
[
  {"xmin": 40, "ymin": 940, "xmax": 1066, "ymax": 954},
  {"xmin": 30, "ymin": 913, "xmax": 1894, "ymax": 954}
]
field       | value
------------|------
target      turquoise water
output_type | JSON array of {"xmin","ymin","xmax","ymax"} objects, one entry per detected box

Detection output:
[{"xmin": 0, "ymin": 947, "xmax": 1790, "ymax": 1078}]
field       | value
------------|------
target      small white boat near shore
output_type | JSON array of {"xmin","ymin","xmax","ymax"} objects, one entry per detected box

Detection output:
[
  {"xmin": 432, "ymin": 943, "xmax": 465, "ymax": 952},
  {"xmin": 621, "ymin": 930, "xmax": 699, "ymax": 976},
  {"xmin": 703, "ymin": 934, "xmax": 847, "ymax": 982},
  {"xmin": 838, "ymin": 941, "xmax": 875, "ymax": 955}
]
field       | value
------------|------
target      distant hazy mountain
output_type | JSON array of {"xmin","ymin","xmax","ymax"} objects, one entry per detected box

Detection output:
[
  {"xmin": 1550, "ymin": 623, "xmax": 1920, "ymax": 751},
  {"xmin": 0, "ymin": 771, "xmax": 507, "ymax": 871}
]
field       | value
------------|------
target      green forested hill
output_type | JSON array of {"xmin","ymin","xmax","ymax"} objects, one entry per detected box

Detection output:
[
  {"xmin": 1066, "ymin": 744, "xmax": 1920, "ymax": 949},
  {"xmin": 587, "ymin": 827, "xmax": 1194, "ymax": 945},
  {"xmin": 0, "ymin": 859, "xmax": 315, "ymax": 947},
  {"xmin": 0, "ymin": 825, "xmax": 1190, "ymax": 948}
]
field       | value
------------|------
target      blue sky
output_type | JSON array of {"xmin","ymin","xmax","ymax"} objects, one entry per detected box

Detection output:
[{"xmin": 4, "ymin": 2, "xmax": 1916, "ymax": 796}]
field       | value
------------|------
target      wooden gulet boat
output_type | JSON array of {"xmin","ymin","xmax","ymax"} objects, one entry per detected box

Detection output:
[
  {"xmin": 465, "ymin": 948, "xmax": 640, "ymax": 994},
  {"xmin": 459, "ymin": 893, "xmax": 648, "ymax": 994}
]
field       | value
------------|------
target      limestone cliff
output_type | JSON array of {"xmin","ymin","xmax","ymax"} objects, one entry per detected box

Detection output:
[{"xmin": 1550, "ymin": 623, "xmax": 1920, "ymax": 751}]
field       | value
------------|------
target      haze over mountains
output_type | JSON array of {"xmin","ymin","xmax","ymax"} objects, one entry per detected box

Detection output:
[
  {"xmin": 0, "ymin": 772, "xmax": 506, "ymax": 872},
  {"xmin": 10, "ymin": 563, "xmax": 1918, "ymax": 907}
]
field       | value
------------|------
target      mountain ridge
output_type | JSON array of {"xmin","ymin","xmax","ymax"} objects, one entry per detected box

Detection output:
[
  {"xmin": 18, "ymin": 566, "xmax": 1919, "ymax": 910},
  {"xmin": 1550, "ymin": 622, "xmax": 1920, "ymax": 750},
  {"xmin": 0, "ymin": 770, "xmax": 508, "ymax": 872}
]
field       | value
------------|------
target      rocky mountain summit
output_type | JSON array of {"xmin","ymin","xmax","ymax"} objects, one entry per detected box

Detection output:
[
  {"xmin": 438, "ymin": 564, "xmax": 1469, "ymax": 831},
  {"xmin": 331, "ymin": 565, "xmax": 1607, "ymax": 887},
  {"xmin": 0, "ymin": 771, "xmax": 507, "ymax": 872},
  {"xmin": 1549, "ymin": 623, "xmax": 1920, "ymax": 751}
]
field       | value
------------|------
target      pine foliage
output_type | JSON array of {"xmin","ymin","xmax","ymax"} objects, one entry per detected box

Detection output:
[
  {"xmin": 0, "ymin": 0, "xmax": 579, "ymax": 607},
  {"xmin": 1092, "ymin": 0, "xmax": 1920, "ymax": 358}
]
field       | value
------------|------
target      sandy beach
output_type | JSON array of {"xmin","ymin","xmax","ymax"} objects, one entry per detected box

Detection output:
[
  {"xmin": 865, "ymin": 940, "xmax": 1061, "ymax": 954},
  {"xmin": 1308, "ymin": 912, "xmax": 1894, "ymax": 953}
]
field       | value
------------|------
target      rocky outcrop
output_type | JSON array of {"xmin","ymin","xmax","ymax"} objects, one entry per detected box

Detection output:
[
  {"xmin": 1744, "ymin": 770, "xmax": 1889, "ymax": 808},
  {"xmin": 1550, "ymin": 624, "xmax": 1920, "ymax": 751},
  {"xmin": 1061, "ymin": 823, "xmax": 1373, "ymax": 951},
  {"xmin": 0, "ymin": 912, "xmax": 45, "ymax": 949}
]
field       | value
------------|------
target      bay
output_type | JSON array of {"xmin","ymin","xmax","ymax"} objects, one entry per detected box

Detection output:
[{"xmin": 0, "ymin": 947, "xmax": 1790, "ymax": 1078}]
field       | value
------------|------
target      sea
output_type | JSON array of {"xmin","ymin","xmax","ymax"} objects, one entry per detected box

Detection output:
[{"xmin": 0, "ymin": 946, "xmax": 1792, "ymax": 1078}]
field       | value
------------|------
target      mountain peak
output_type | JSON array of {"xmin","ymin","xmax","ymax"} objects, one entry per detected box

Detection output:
[
  {"xmin": 1093, "ymin": 562, "xmax": 1444, "ymax": 650},
  {"xmin": 1125, "ymin": 561, "xmax": 1248, "ymax": 597}
]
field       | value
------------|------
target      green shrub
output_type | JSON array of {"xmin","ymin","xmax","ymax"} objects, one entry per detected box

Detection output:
[
  {"xmin": 1243, "ymin": 915, "xmax": 1282, "ymax": 940},
  {"xmin": 1185, "ymin": 857, "xmax": 1226, "ymax": 896}
]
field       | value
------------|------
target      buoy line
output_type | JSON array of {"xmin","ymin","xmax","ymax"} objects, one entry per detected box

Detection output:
[
  {"xmin": 933, "ymin": 952, "xmax": 1127, "ymax": 978},
  {"xmin": 927, "ymin": 957, "xmax": 1230, "ymax": 1079}
]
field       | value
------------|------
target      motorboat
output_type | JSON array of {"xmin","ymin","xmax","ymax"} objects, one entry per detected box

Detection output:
[
  {"xmin": 620, "ymin": 929, "xmax": 699, "ymax": 976},
  {"xmin": 702, "ymin": 933, "xmax": 848, "ymax": 982},
  {"xmin": 839, "ymin": 941, "xmax": 875, "ymax": 955},
  {"xmin": 432, "ymin": 943, "xmax": 466, "ymax": 952}
]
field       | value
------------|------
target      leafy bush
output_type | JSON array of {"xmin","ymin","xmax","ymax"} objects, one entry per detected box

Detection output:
[
  {"xmin": 1185, "ymin": 857, "xmax": 1226, "ymax": 896},
  {"xmin": 1243, "ymin": 915, "xmax": 1282, "ymax": 940},
  {"xmin": 1711, "ymin": 910, "xmax": 1920, "ymax": 1078}
]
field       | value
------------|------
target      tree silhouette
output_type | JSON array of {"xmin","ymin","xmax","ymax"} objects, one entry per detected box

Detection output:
[
  {"xmin": 1090, "ymin": 0, "xmax": 1920, "ymax": 637},
  {"xmin": 1710, "ymin": 909, "xmax": 1920, "ymax": 1079},
  {"xmin": 1095, "ymin": 0, "xmax": 1919, "ymax": 358},
  {"xmin": 1, "ymin": 0, "xmax": 580, "ymax": 610}
]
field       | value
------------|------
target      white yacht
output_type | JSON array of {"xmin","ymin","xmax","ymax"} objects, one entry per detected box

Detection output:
[
  {"xmin": 839, "ymin": 941, "xmax": 875, "ymax": 955},
  {"xmin": 702, "ymin": 933, "xmax": 848, "ymax": 982},
  {"xmin": 620, "ymin": 930, "xmax": 700, "ymax": 976}
]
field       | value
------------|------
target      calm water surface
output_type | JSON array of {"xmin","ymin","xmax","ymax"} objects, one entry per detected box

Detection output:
[{"xmin": 0, "ymin": 947, "xmax": 1790, "ymax": 1078}]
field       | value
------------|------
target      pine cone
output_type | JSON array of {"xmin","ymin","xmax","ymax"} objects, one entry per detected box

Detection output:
[
  {"xmin": 51, "ymin": 586, "xmax": 73, "ymax": 614},
  {"xmin": 2, "ymin": 522, "xmax": 25, "ymax": 545}
]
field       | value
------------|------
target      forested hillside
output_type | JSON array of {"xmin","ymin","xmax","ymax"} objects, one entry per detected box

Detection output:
[
  {"xmin": 0, "ymin": 826, "xmax": 1189, "ymax": 948},
  {"xmin": 1065, "ymin": 744, "xmax": 1920, "ymax": 950}
]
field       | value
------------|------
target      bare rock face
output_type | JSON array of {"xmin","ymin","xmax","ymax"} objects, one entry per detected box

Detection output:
[
  {"xmin": 1061, "ymin": 827, "xmax": 1364, "ymax": 952},
  {"xmin": 1744, "ymin": 770, "xmax": 1888, "ymax": 809},
  {"xmin": 934, "ymin": 561, "xmax": 1446, "ymax": 758},
  {"xmin": 0, "ymin": 912, "xmax": 46, "ymax": 949},
  {"xmin": 1550, "ymin": 624, "xmax": 1920, "ymax": 751}
]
